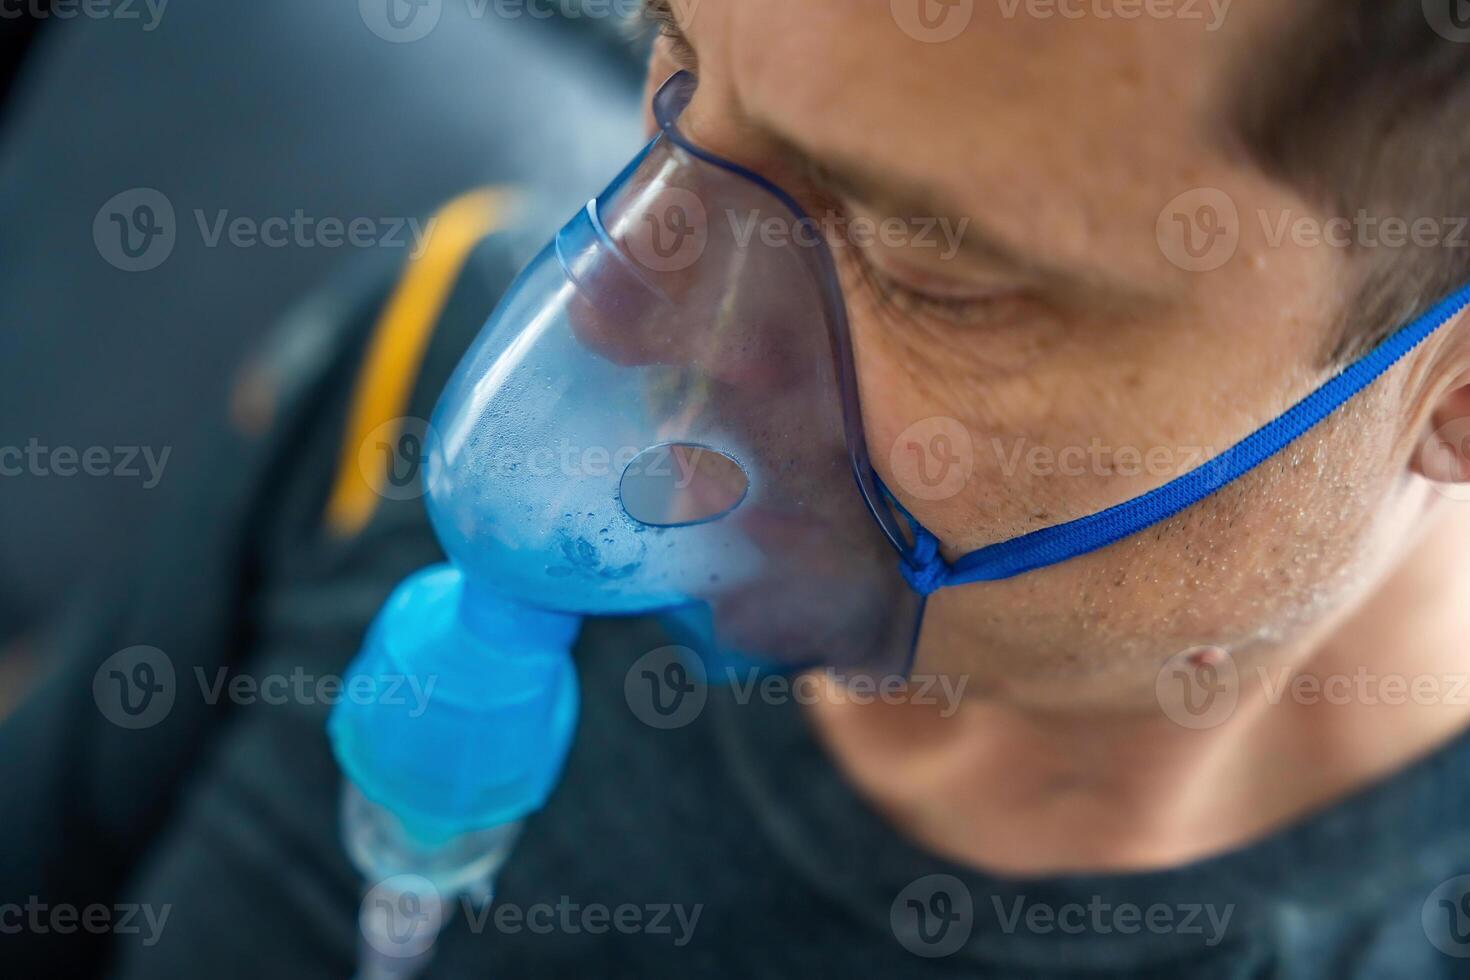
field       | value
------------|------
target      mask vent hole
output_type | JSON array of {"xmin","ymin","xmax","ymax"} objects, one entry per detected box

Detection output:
[{"xmin": 619, "ymin": 443, "xmax": 748, "ymax": 527}]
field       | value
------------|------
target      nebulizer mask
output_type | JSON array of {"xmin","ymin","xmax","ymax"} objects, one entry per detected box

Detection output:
[{"xmin": 328, "ymin": 71, "xmax": 1470, "ymax": 976}]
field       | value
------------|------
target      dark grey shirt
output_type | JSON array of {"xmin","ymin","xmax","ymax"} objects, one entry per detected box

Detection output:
[{"xmin": 99, "ymin": 605, "xmax": 1470, "ymax": 979}]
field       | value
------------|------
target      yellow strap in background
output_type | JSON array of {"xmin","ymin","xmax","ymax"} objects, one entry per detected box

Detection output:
[{"xmin": 325, "ymin": 187, "xmax": 513, "ymax": 537}]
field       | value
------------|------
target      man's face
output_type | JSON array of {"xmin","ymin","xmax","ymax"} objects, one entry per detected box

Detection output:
[{"xmin": 643, "ymin": 0, "xmax": 1440, "ymax": 709}]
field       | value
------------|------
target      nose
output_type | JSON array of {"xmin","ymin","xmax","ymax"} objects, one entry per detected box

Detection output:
[{"xmin": 556, "ymin": 169, "xmax": 811, "ymax": 391}]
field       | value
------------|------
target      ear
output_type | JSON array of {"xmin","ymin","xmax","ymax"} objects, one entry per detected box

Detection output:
[{"xmin": 1412, "ymin": 312, "xmax": 1470, "ymax": 487}]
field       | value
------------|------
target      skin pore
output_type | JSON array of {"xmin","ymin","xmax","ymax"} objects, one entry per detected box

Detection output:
[{"xmin": 642, "ymin": 0, "xmax": 1470, "ymax": 873}]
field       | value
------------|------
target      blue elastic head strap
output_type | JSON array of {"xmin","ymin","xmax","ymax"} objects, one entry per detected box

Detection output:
[{"xmin": 897, "ymin": 280, "xmax": 1470, "ymax": 596}]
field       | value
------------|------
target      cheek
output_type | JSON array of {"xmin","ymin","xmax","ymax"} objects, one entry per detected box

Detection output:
[
  {"xmin": 909, "ymin": 395, "xmax": 1411, "ymax": 707},
  {"xmin": 850, "ymin": 276, "xmax": 1333, "ymax": 565},
  {"xmin": 851, "ymin": 303, "xmax": 1171, "ymax": 561},
  {"xmin": 846, "ymin": 284, "xmax": 1076, "ymax": 548}
]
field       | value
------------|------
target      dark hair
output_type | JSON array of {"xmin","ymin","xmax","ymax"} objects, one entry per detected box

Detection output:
[{"xmin": 1234, "ymin": 3, "xmax": 1470, "ymax": 363}]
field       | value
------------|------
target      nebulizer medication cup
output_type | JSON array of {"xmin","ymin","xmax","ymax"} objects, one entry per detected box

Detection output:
[{"xmin": 329, "ymin": 566, "xmax": 580, "ymax": 979}]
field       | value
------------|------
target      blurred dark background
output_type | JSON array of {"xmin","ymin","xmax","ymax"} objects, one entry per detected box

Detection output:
[{"xmin": 0, "ymin": 0, "xmax": 647, "ymax": 655}]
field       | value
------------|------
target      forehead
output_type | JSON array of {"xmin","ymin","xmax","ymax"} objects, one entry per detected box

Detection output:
[
  {"xmin": 713, "ymin": 0, "xmax": 1283, "ymax": 132},
  {"xmin": 681, "ymin": 0, "xmax": 1296, "ymax": 279}
]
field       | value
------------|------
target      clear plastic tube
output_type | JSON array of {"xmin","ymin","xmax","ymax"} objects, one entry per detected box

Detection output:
[{"xmin": 345, "ymin": 783, "xmax": 523, "ymax": 980}]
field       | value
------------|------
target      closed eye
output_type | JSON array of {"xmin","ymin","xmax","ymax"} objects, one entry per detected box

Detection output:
[{"xmin": 846, "ymin": 246, "xmax": 1042, "ymax": 326}]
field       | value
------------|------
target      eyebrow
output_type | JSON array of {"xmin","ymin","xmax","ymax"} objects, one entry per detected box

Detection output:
[
  {"xmin": 640, "ymin": 0, "xmax": 1160, "ymax": 314},
  {"xmin": 641, "ymin": 0, "xmax": 696, "ymax": 64}
]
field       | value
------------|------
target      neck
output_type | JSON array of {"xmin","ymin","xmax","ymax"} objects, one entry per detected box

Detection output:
[{"xmin": 806, "ymin": 499, "xmax": 1470, "ymax": 875}]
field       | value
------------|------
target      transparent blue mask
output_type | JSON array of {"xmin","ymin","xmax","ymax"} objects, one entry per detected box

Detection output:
[{"xmin": 426, "ymin": 70, "xmax": 1470, "ymax": 677}]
